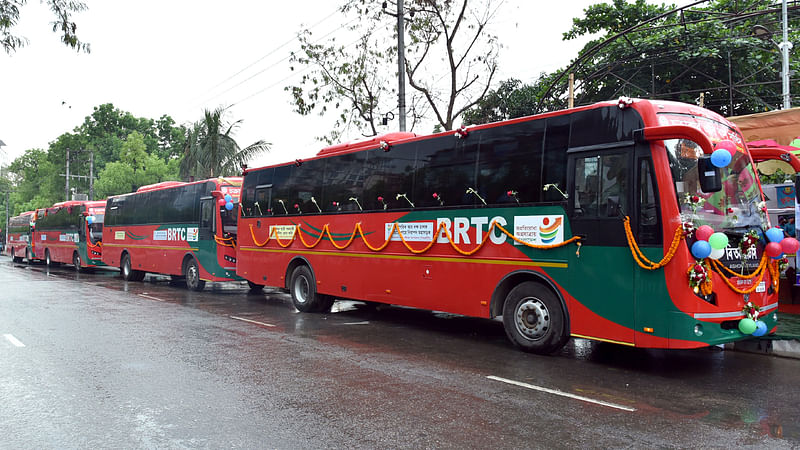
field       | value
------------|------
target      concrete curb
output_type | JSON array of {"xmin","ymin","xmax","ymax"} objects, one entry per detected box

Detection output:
[{"xmin": 726, "ymin": 338, "xmax": 800, "ymax": 359}]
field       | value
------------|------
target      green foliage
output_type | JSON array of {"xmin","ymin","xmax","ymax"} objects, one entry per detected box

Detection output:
[
  {"xmin": 1, "ymin": 0, "xmax": 90, "ymax": 54},
  {"xmin": 5, "ymin": 104, "xmax": 185, "ymax": 213},
  {"xmin": 181, "ymin": 106, "xmax": 270, "ymax": 180}
]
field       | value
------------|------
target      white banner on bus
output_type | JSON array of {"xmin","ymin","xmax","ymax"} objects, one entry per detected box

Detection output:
[{"xmin": 385, "ymin": 222, "xmax": 435, "ymax": 242}]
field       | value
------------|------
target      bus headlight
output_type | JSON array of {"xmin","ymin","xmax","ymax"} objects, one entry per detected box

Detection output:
[{"xmin": 694, "ymin": 324, "xmax": 704, "ymax": 336}]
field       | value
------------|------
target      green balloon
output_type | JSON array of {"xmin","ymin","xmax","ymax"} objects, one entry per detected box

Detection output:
[
  {"xmin": 738, "ymin": 318, "xmax": 757, "ymax": 334},
  {"xmin": 708, "ymin": 232, "xmax": 729, "ymax": 250}
]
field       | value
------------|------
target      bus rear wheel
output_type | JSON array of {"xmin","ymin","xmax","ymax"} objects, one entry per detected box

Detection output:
[
  {"xmin": 45, "ymin": 250, "xmax": 54, "ymax": 267},
  {"xmin": 184, "ymin": 257, "xmax": 206, "ymax": 291},
  {"xmin": 289, "ymin": 265, "xmax": 334, "ymax": 312},
  {"xmin": 502, "ymin": 282, "xmax": 569, "ymax": 354},
  {"xmin": 121, "ymin": 253, "xmax": 145, "ymax": 282}
]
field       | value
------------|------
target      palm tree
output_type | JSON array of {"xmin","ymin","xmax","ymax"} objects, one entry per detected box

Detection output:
[{"xmin": 180, "ymin": 106, "xmax": 270, "ymax": 180}]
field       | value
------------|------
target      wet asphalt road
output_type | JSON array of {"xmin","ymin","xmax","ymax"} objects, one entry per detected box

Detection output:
[{"xmin": 1, "ymin": 257, "xmax": 799, "ymax": 449}]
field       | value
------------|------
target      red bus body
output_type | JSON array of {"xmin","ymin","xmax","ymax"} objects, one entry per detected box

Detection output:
[
  {"xmin": 236, "ymin": 98, "xmax": 780, "ymax": 354},
  {"xmin": 31, "ymin": 200, "xmax": 107, "ymax": 269},
  {"xmin": 5, "ymin": 211, "xmax": 35, "ymax": 262},
  {"xmin": 101, "ymin": 178, "xmax": 243, "ymax": 289}
]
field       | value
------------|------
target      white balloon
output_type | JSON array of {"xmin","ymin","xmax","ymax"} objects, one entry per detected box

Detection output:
[{"xmin": 709, "ymin": 247, "xmax": 725, "ymax": 260}]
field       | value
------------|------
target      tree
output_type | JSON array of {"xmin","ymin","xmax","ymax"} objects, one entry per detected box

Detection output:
[
  {"xmin": 287, "ymin": 0, "xmax": 499, "ymax": 141},
  {"xmin": 1, "ymin": 0, "xmax": 90, "ymax": 54},
  {"xmin": 552, "ymin": 0, "xmax": 798, "ymax": 116},
  {"xmin": 180, "ymin": 106, "xmax": 270, "ymax": 180}
]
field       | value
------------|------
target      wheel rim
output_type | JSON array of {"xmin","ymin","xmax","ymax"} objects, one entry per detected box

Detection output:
[
  {"xmin": 514, "ymin": 297, "xmax": 550, "ymax": 341},
  {"xmin": 294, "ymin": 275, "xmax": 309, "ymax": 304},
  {"xmin": 187, "ymin": 263, "xmax": 198, "ymax": 287}
]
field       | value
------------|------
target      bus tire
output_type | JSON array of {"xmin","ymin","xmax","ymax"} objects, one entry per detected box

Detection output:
[
  {"xmin": 289, "ymin": 265, "xmax": 334, "ymax": 312},
  {"xmin": 502, "ymin": 281, "xmax": 568, "ymax": 354},
  {"xmin": 184, "ymin": 257, "xmax": 206, "ymax": 291},
  {"xmin": 12, "ymin": 254, "xmax": 22, "ymax": 263},
  {"xmin": 25, "ymin": 248, "xmax": 34, "ymax": 264},
  {"xmin": 73, "ymin": 251, "xmax": 83, "ymax": 272},
  {"xmin": 45, "ymin": 250, "xmax": 53, "ymax": 267},
  {"xmin": 121, "ymin": 253, "xmax": 145, "ymax": 282}
]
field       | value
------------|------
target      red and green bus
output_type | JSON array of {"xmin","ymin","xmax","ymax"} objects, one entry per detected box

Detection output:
[
  {"xmin": 4, "ymin": 211, "xmax": 35, "ymax": 263},
  {"xmin": 236, "ymin": 98, "xmax": 783, "ymax": 354},
  {"xmin": 101, "ymin": 178, "xmax": 244, "ymax": 290},
  {"xmin": 31, "ymin": 200, "xmax": 107, "ymax": 270}
]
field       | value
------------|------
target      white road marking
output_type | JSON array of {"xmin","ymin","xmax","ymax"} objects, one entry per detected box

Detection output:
[
  {"xmin": 230, "ymin": 316, "xmax": 276, "ymax": 328},
  {"xmin": 487, "ymin": 375, "xmax": 636, "ymax": 412},
  {"xmin": 341, "ymin": 321, "xmax": 370, "ymax": 325},
  {"xmin": 138, "ymin": 294, "xmax": 165, "ymax": 302},
  {"xmin": 4, "ymin": 334, "xmax": 25, "ymax": 347}
]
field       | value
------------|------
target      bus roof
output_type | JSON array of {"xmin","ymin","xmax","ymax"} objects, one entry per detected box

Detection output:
[{"xmin": 137, "ymin": 181, "xmax": 187, "ymax": 192}]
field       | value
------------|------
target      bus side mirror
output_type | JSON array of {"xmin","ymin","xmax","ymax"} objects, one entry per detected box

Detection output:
[
  {"xmin": 697, "ymin": 156, "xmax": 722, "ymax": 193},
  {"xmin": 795, "ymin": 173, "xmax": 800, "ymax": 202}
]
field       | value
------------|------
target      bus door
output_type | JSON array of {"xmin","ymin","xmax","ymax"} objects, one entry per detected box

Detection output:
[
  {"xmin": 567, "ymin": 145, "xmax": 636, "ymax": 345},
  {"xmin": 199, "ymin": 196, "xmax": 215, "ymax": 243}
]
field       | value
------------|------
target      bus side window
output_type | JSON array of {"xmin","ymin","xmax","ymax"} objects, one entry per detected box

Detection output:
[
  {"xmin": 573, "ymin": 156, "xmax": 600, "ymax": 217},
  {"xmin": 199, "ymin": 198, "xmax": 214, "ymax": 233},
  {"xmin": 638, "ymin": 158, "xmax": 661, "ymax": 244},
  {"xmin": 254, "ymin": 185, "xmax": 272, "ymax": 216}
]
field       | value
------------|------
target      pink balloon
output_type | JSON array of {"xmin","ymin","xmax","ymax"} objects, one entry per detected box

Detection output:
[
  {"xmin": 781, "ymin": 237, "xmax": 800, "ymax": 254},
  {"xmin": 715, "ymin": 140, "xmax": 737, "ymax": 156},
  {"xmin": 218, "ymin": 198, "xmax": 226, "ymax": 206},
  {"xmin": 696, "ymin": 225, "xmax": 714, "ymax": 241},
  {"xmin": 765, "ymin": 241, "xmax": 783, "ymax": 258}
]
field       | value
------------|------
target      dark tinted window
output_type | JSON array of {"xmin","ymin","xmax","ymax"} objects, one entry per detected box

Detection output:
[
  {"xmin": 323, "ymin": 152, "xmax": 367, "ymax": 212},
  {"xmin": 477, "ymin": 121, "xmax": 544, "ymax": 205},
  {"xmin": 414, "ymin": 137, "xmax": 478, "ymax": 208},
  {"xmin": 271, "ymin": 166, "xmax": 294, "ymax": 216},
  {"xmin": 542, "ymin": 116, "xmax": 570, "ymax": 202},
  {"xmin": 363, "ymin": 144, "xmax": 416, "ymax": 211}
]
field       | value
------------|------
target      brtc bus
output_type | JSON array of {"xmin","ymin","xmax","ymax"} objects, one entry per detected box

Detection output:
[
  {"xmin": 102, "ymin": 178, "xmax": 244, "ymax": 291},
  {"xmin": 236, "ymin": 98, "xmax": 782, "ymax": 354},
  {"xmin": 31, "ymin": 200, "xmax": 107, "ymax": 270},
  {"xmin": 5, "ymin": 211, "xmax": 35, "ymax": 262}
]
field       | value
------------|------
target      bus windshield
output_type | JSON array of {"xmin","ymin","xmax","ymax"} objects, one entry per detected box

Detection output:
[{"xmin": 662, "ymin": 116, "xmax": 761, "ymax": 231}]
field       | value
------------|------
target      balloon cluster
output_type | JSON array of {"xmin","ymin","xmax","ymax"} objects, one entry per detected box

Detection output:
[
  {"xmin": 218, "ymin": 194, "xmax": 235, "ymax": 211},
  {"xmin": 690, "ymin": 225, "xmax": 729, "ymax": 260},
  {"xmin": 86, "ymin": 215, "xmax": 96, "ymax": 224},
  {"xmin": 764, "ymin": 227, "xmax": 800, "ymax": 258},
  {"xmin": 710, "ymin": 140, "xmax": 737, "ymax": 168},
  {"xmin": 738, "ymin": 317, "xmax": 768, "ymax": 336}
]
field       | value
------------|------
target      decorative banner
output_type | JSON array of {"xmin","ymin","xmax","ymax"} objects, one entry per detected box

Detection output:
[{"xmin": 386, "ymin": 222, "xmax": 434, "ymax": 242}]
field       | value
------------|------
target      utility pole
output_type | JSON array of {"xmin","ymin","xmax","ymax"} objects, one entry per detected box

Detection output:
[
  {"xmin": 780, "ymin": 0, "xmax": 792, "ymax": 109},
  {"xmin": 65, "ymin": 148, "xmax": 70, "ymax": 201},
  {"xmin": 396, "ymin": 0, "xmax": 407, "ymax": 131},
  {"xmin": 383, "ymin": 0, "xmax": 408, "ymax": 131},
  {"xmin": 89, "ymin": 151, "xmax": 94, "ymax": 201}
]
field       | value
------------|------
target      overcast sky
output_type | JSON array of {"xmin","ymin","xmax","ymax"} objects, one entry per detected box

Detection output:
[{"xmin": 1, "ymin": 0, "xmax": 652, "ymax": 170}]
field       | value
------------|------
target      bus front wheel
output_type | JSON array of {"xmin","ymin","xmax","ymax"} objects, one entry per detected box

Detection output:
[
  {"xmin": 502, "ymin": 282, "xmax": 569, "ymax": 354},
  {"xmin": 184, "ymin": 258, "xmax": 206, "ymax": 291},
  {"xmin": 289, "ymin": 265, "xmax": 334, "ymax": 313},
  {"xmin": 73, "ymin": 252, "xmax": 83, "ymax": 272},
  {"xmin": 121, "ymin": 253, "xmax": 145, "ymax": 282}
]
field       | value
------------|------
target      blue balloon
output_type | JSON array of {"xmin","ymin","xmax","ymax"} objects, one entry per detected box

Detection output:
[
  {"xmin": 752, "ymin": 320, "xmax": 768, "ymax": 337},
  {"xmin": 710, "ymin": 148, "xmax": 732, "ymax": 168},
  {"xmin": 224, "ymin": 194, "xmax": 232, "ymax": 202},
  {"xmin": 86, "ymin": 216, "xmax": 94, "ymax": 224},
  {"xmin": 691, "ymin": 240, "xmax": 712, "ymax": 259},
  {"xmin": 225, "ymin": 201, "xmax": 234, "ymax": 211},
  {"xmin": 766, "ymin": 227, "xmax": 784, "ymax": 243}
]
